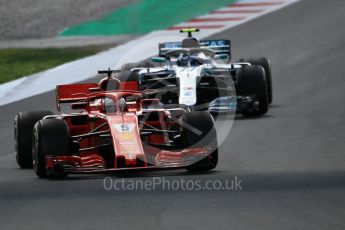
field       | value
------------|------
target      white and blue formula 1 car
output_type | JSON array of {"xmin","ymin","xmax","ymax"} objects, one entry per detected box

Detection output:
[{"xmin": 118, "ymin": 28, "xmax": 272, "ymax": 116}]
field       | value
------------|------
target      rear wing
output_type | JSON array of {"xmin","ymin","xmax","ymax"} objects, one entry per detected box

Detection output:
[
  {"xmin": 159, "ymin": 39, "xmax": 231, "ymax": 59},
  {"xmin": 56, "ymin": 83, "xmax": 99, "ymax": 111},
  {"xmin": 56, "ymin": 83, "xmax": 99, "ymax": 103}
]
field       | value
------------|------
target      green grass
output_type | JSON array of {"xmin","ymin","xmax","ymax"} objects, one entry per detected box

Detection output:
[
  {"xmin": 61, "ymin": 0, "xmax": 237, "ymax": 36},
  {"xmin": 0, "ymin": 46, "xmax": 110, "ymax": 84}
]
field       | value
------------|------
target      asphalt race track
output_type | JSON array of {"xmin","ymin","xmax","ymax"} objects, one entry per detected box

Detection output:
[{"xmin": 0, "ymin": 0, "xmax": 345, "ymax": 229}]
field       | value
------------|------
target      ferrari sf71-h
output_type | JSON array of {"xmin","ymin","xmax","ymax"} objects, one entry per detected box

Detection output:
[{"xmin": 14, "ymin": 70, "xmax": 218, "ymax": 178}]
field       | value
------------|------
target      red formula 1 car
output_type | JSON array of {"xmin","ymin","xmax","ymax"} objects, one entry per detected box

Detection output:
[{"xmin": 14, "ymin": 70, "xmax": 218, "ymax": 178}]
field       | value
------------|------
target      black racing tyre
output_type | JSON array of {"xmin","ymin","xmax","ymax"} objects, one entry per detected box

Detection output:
[
  {"xmin": 181, "ymin": 111, "xmax": 218, "ymax": 172},
  {"xmin": 32, "ymin": 119, "xmax": 70, "ymax": 178},
  {"xmin": 239, "ymin": 57, "xmax": 273, "ymax": 104},
  {"xmin": 237, "ymin": 65, "xmax": 268, "ymax": 116},
  {"xmin": 14, "ymin": 111, "xmax": 53, "ymax": 168}
]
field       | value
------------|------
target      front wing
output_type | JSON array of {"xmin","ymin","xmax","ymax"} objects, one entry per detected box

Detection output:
[{"xmin": 45, "ymin": 147, "xmax": 210, "ymax": 174}]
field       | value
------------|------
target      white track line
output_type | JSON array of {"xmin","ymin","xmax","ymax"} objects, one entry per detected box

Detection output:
[
  {"xmin": 168, "ymin": 0, "xmax": 298, "ymax": 30},
  {"xmin": 0, "ymin": 0, "xmax": 300, "ymax": 107}
]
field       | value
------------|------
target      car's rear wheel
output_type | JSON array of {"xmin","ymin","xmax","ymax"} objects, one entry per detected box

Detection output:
[
  {"xmin": 14, "ymin": 111, "xmax": 53, "ymax": 168},
  {"xmin": 181, "ymin": 111, "xmax": 218, "ymax": 172},
  {"xmin": 33, "ymin": 119, "xmax": 70, "ymax": 178},
  {"xmin": 237, "ymin": 65, "xmax": 268, "ymax": 116},
  {"xmin": 239, "ymin": 57, "xmax": 273, "ymax": 104}
]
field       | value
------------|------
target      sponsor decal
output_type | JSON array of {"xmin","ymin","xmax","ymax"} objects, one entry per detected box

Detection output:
[
  {"xmin": 183, "ymin": 91, "xmax": 193, "ymax": 97},
  {"xmin": 164, "ymin": 42, "xmax": 181, "ymax": 49},
  {"xmin": 183, "ymin": 87, "xmax": 194, "ymax": 90},
  {"xmin": 183, "ymin": 87, "xmax": 194, "ymax": 97},
  {"xmin": 113, "ymin": 123, "xmax": 140, "ymax": 158},
  {"xmin": 201, "ymin": 40, "xmax": 227, "ymax": 47},
  {"xmin": 118, "ymin": 132, "xmax": 133, "ymax": 140}
]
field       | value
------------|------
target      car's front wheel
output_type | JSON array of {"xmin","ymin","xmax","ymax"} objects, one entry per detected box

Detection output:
[
  {"xmin": 181, "ymin": 111, "xmax": 218, "ymax": 172},
  {"xmin": 33, "ymin": 119, "xmax": 70, "ymax": 178}
]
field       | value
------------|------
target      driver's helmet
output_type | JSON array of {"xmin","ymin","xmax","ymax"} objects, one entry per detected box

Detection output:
[
  {"xmin": 176, "ymin": 53, "xmax": 203, "ymax": 67},
  {"xmin": 118, "ymin": 97, "xmax": 126, "ymax": 112},
  {"xmin": 104, "ymin": 98, "xmax": 116, "ymax": 113}
]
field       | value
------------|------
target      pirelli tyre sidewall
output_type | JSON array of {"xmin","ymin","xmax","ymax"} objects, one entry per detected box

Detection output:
[
  {"xmin": 14, "ymin": 111, "xmax": 53, "ymax": 169},
  {"xmin": 33, "ymin": 119, "xmax": 70, "ymax": 178},
  {"xmin": 237, "ymin": 65, "xmax": 269, "ymax": 116}
]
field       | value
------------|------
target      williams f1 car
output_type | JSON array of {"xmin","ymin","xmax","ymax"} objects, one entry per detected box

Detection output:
[
  {"xmin": 120, "ymin": 28, "xmax": 272, "ymax": 116},
  {"xmin": 14, "ymin": 70, "xmax": 218, "ymax": 178}
]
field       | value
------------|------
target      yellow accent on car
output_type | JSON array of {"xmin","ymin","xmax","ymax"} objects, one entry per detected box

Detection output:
[{"xmin": 180, "ymin": 28, "xmax": 200, "ymax": 33}]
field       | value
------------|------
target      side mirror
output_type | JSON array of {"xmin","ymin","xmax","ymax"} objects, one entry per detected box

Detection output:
[
  {"xmin": 214, "ymin": 54, "xmax": 230, "ymax": 62},
  {"xmin": 151, "ymin": 56, "xmax": 166, "ymax": 63}
]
